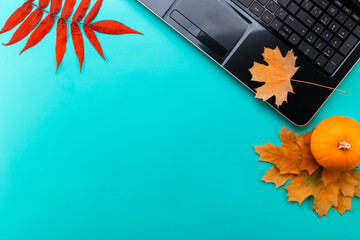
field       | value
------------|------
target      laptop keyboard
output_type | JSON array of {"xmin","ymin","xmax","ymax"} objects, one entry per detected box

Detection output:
[{"xmin": 232, "ymin": 0, "xmax": 360, "ymax": 75}]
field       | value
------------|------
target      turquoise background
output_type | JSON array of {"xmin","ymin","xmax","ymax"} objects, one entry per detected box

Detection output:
[{"xmin": 1, "ymin": 0, "xmax": 360, "ymax": 239}]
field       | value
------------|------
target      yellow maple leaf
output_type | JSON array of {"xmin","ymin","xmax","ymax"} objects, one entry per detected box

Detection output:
[{"xmin": 249, "ymin": 47, "xmax": 299, "ymax": 108}]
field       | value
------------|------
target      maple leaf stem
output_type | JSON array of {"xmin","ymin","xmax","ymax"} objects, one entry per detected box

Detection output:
[
  {"xmin": 30, "ymin": 3, "xmax": 84, "ymax": 25},
  {"xmin": 290, "ymin": 79, "xmax": 347, "ymax": 94}
]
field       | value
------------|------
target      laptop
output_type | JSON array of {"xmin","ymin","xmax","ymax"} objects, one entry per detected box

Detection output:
[{"xmin": 138, "ymin": 0, "xmax": 360, "ymax": 126}]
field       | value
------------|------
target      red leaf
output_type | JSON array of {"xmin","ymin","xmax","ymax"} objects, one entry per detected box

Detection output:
[
  {"xmin": 61, "ymin": 0, "xmax": 76, "ymax": 19},
  {"xmin": 90, "ymin": 20, "xmax": 143, "ymax": 35},
  {"xmin": 50, "ymin": 0, "xmax": 62, "ymax": 15},
  {"xmin": 84, "ymin": 0, "xmax": 103, "ymax": 24},
  {"xmin": 83, "ymin": 24, "xmax": 105, "ymax": 59},
  {"xmin": 72, "ymin": 0, "xmax": 91, "ymax": 23},
  {"xmin": 71, "ymin": 23, "xmax": 84, "ymax": 71},
  {"xmin": 56, "ymin": 18, "xmax": 67, "ymax": 71},
  {"xmin": 0, "ymin": 1, "xmax": 33, "ymax": 34},
  {"xmin": 39, "ymin": 0, "xmax": 50, "ymax": 8},
  {"xmin": 20, "ymin": 15, "xmax": 55, "ymax": 54},
  {"xmin": 3, "ymin": 8, "xmax": 43, "ymax": 46}
]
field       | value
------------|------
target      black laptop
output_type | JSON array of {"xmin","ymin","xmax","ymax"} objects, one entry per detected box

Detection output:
[{"xmin": 138, "ymin": 0, "xmax": 360, "ymax": 126}]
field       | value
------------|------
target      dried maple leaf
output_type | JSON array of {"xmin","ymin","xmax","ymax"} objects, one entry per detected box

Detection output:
[
  {"xmin": 295, "ymin": 131, "xmax": 320, "ymax": 175},
  {"xmin": 256, "ymin": 126, "xmax": 360, "ymax": 218},
  {"xmin": 350, "ymin": 171, "xmax": 360, "ymax": 197},
  {"xmin": 261, "ymin": 167, "xmax": 294, "ymax": 188},
  {"xmin": 335, "ymin": 193, "xmax": 352, "ymax": 215},
  {"xmin": 285, "ymin": 169, "xmax": 358, "ymax": 217},
  {"xmin": 0, "ymin": 0, "xmax": 143, "ymax": 71},
  {"xmin": 254, "ymin": 126, "xmax": 319, "ymax": 175},
  {"xmin": 249, "ymin": 47, "xmax": 299, "ymax": 108}
]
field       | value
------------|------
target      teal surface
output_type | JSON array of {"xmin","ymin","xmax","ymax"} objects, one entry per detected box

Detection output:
[{"xmin": 1, "ymin": 0, "xmax": 360, "ymax": 239}]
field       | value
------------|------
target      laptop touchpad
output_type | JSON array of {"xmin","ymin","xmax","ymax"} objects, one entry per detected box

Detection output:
[{"xmin": 172, "ymin": 0, "xmax": 249, "ymax": 52}]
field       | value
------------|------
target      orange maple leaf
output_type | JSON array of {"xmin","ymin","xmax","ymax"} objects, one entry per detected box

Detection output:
[
  {"xmin": 285, "ymin": 169, "xmax": 358, "ymax": 217},
  {"xmin": 335, "ymin": 193, "xmax": 352, "ymax": 215},
  {"xmin": 261, "ymin": 167, "xmax": 294, "ymax": 188},
  {"xmin": 254, "ymin": 126, "xmax": 319, "ymax": 175},
  {"xmin": 249, "ymin": 47, "xmax": 299, "ymax": 108},
  {"xmin": 255, "ymin": 127, "xmax": 360, "ymax": 218},
  {"xmin": 350, "ymin": 171, "xmax": 360, "ymax": 197}
]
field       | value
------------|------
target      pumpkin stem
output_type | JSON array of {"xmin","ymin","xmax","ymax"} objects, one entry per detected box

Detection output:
[{"xmin": 338, "ymin": 140, "xmax": 351, "ymax": 150}]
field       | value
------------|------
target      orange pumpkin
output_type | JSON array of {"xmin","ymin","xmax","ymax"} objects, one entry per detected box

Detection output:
[{"xmin": 310, "ymin": 116, "xmax": 360, "ymax": 171}]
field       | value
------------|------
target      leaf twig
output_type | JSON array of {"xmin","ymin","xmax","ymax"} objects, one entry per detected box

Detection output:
[{"xmin": 291, "ymin": 79, "xmax": 347, "ymax": 94}]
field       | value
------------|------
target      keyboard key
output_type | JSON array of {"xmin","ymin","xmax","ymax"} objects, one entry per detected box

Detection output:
[
  {"xmin": 285, "ymin": 15, "xmax": 308, "ymax": 36},
  {"xmin": 322, "ymin": 30, "xmax": 333, "ymax": 42},
  {"xmin": 344, "ymin": 18, "xmax": 356, "ymax": 31},
  {"xmin": 279, "ymin": 30, "xmax": 289, "ymax": 38},
  {"xmin": 313, "ymin": 22, "xmax": 324, "ymax": 34},
  {"xmin": 305, "ymin": 31, "xmax": 317, "ymax": 43},
  {"xmin": 339, "ymin": 35, "xmax": 358, "ymax": 55},
  {"xmin": 325, "ymin": 53, "xmax": 343, "ymax": 74},
  {"xmin": 330, "ymin": 37, "xmax": 342, "ymax": 48},
  {"xmin": 275, "ymin": 8, "xmax": 288, "ymax": 20},
  {"xmin": 301, "ymin": 0, "xmax": 313, "ymax": 11},
  {"xmin": 353, "ymin": 26, "xmax": 360, "ymax": 38},
  {"xmin": 261, "ymin": 11, "xmax": 274, "ymax": 24},
  {"xmin": 329, "ymin": 20, "xmax": 340, "ymax": 33},
  {"xmin": 314, "ymin": 0, "xmax": 330, "ymax": 9},
  {"xmin": 343, "ymin": 6, "xmax": 352, "ymax": 15},
  {"xmin": 266, "ymin": 0, "xmax": 279, "ymax": 13},
  {"xmin": 289, "ymin": 33, "xmax": 301, "ymax": 45},
  {"xmin": 310, "ymin": 6, "xmax": 323, "ymax": 19},
  {"xmin": 323, "ymin": 46, "xmax": 335, "ymax": 57},
  {"xmin": 315, "ymin": 38, "xmax": 326, "ymax": 50},
  {"xmin": 334, "ymin": 0, "xmax": 343, "ymax": 8},
  {"xmin": 287, "ymin": 3, "xmax": 300, "ymax": 14},
  {"xmin": 327, "ymin": 5, "xmax": 339, "ymax": 17},
  {"xmin": 282, "ymin": 25, "xmax": 292, "ymax": 35},
  {"xmin": 352, "ymin": 13, "xmax": 360, "ymax": 22},
  {"xmin": 299, "ymin": 41, "xmax": 319, "ymax": 60},
  {"xmin": 297, "ymin": 10, "xmax": 315, "ymax": 27},
  {"xmin": 270, "ymin": 18, "xmax": 283, "ymax": 31},
  {"xmin": 335, "ymin": 11, "xmax": 347, "ymax": 24},
  {"xmin": 337, "ymin": 27, "xmax": 349, "ymax": 40},
  {"xmin": 315, "ymin": 55, "xmax": 328, "ymax": 67},
  {"xmin": 250, "ymin": 2, "xmax": 265, "ymax": 17},
  {"xmin": 320, "ymin": 13, "xmax": 331, "ymax": 25},
  {"xmin": 258, "ymin": 0, "xmax": 269, "ymax": 5},
  {"xmin": 278, "ymin": 0, "xmax": 290, "ymax": 7}
]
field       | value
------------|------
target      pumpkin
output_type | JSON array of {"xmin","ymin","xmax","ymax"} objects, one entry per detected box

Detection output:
[{"xmin": 310, "ymin": 116, "xmax": 360, "ymax": 171}]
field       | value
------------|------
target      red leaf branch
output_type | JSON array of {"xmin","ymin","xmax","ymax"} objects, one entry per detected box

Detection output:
[{"xmin": 0, "ymin": 0, "xmax": 143, "ymax": 71}]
